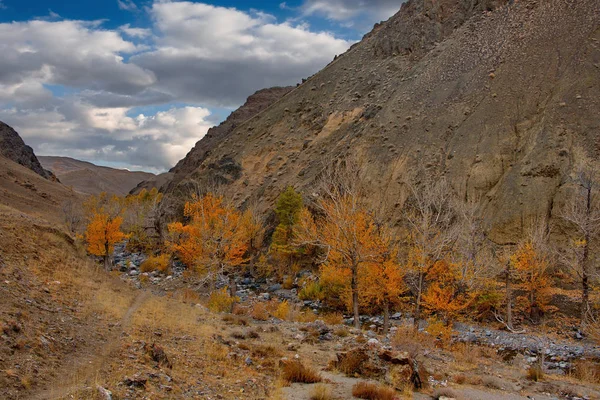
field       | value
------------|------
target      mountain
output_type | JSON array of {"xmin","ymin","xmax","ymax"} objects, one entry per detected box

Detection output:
[
  {"xmin": 0, "ymin": 121, "xmax": 53, "ymax": 180},
  {"xmin": 39, "ymin": 156, "xmax": 155, "ymax": 196},
  {"xmin": 161, "ymin": 0, "xmax": 600, "ymax": 244}
]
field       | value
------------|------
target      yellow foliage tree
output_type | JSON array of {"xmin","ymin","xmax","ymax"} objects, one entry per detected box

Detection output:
[
  {"xmin": 295, "ymin": 196, "xmax": 394, "ymax": 329},
  {"xmin": 168, "ymin": 193, "xmax": 257, "ymax": 297},
  {"xmin": 421, "ymin": 259, "xmax": 470, "ymax": 323},
  {"xmin": 510, "ymin": 242, "xmax": 552, "ymax": 322},
  {"xmin": 84, "ymin": 192, "xmax": 126, "ymax": 269},
  {"xmin": 361, "ymin": 243, "xmax": 406, "ymax": 334}
]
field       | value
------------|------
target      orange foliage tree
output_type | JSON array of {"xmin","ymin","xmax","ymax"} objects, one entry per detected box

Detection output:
[
  {"xmin": 295, "ymin": 195, "xmax": 394, "ymax": 329},
  {"xmin": 168, "ymin": 193, "xmax": 257, "ymax": 297},
  {"xmin": 510, "ymin": 241, "xmax": 552, "ymax": 322},
  {"xmin": 421, "ymin": 259, "xmax": 470, "ymax": 323},
  {"xmin": 84, "ymin": 192, "xmax": 126, "ymax": 269},
  {"xmin": 361, "ymin": 243, "xmax": 406, "ymax": 334}
]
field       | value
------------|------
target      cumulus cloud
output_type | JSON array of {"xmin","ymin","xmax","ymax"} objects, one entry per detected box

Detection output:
[
  {"xmin": 0, "ymin": 1, "xmax": 355, "ymax": 171},
  {"xmin": 117, "ymin": 0, "xmax": 138, "ymax": 12},
  {"xmin": 0, "ymin": 104, "xmax": 213, "ymax": 172},
  {"xmin": 301, "ymin": 0, "xmax": 402, "ymax": 24},
  {"xmin": 133, "ymin": 1, "xmax": 352, "ymax": 107}
]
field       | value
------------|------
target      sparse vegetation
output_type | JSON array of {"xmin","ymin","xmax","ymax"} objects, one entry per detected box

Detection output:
[
  {"xmin": 351, "ymin": 382, "xmax": 396, "ymax": 400},
  {"xmin": 310, "ymin": 383, "xmax": 333, "ymax": 400},
  {"xmin": 281, "ymin": 360, "xmax": 322, "ymax": 384}
]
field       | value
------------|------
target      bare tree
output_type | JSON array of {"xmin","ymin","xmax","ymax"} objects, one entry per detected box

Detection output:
[
  {"xmin": 404, "ymin": 169, "xmax": 458, "ymax": 323},
  {"xmin": 454, "ymin": 199, "xmax": 488, "ymax": 288},
  {"xmin": 61, "ymin": 198, "xmax": 83, "ymax": 235},
  {"xmin": 560, "ymin": 149, "xmax": 600, "ymax": 328}
]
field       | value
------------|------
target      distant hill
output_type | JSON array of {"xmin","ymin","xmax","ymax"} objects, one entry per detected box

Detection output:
[
  {"xmin": 39, "ymin": 156, "xmax": 155, "ymax": 196},
  {"xmin": 0, "ymin": 154, "xmax": 80, "ymax": 224}
]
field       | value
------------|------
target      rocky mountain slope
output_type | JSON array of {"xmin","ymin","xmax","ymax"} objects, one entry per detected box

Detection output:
[
  {"xmin": 0, "ymin": 122, "xmax": 52, "ymax": 180},
  {"xmin": 162, "ymin": 0, "xmax": 600, "ymax": 244},
  {"xmin": 39, "ymin": 156, "xmax": 155, "ymax": 196}
]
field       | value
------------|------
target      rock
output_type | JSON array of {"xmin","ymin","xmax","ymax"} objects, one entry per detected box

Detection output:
[
  {"xmin": 97, "ymin": 386, "xmax": 112, "ymax": 400},
  {"xmin": 378, "ymin": 350, "xmax": 410, "ymax": 365},
  {"xmin": 145, "ymin": 343, "xmax": 172, "ymax": 369},
  {"xmin": 391, "ymin": 312, "xmax": 402, "ymax": 320},
  {"xmin": 129, "ymin": 270, "xmax": 139, "ymax": 277},
  {"xmin": 259, "ymin": 293, "xmax": 270, "ymax": 300},
  {"xmin": 367, "ymin": 338, "xmax": 379, "ymax": 346},
  {"xmin": 245, "ymin": 356, "xmax": 253, "ymax": 365},
  {"xmin": 123, "ymin": 374, "xmax": 147, "ymax": 388},
  {"xmin": 267, "ymin": 284, "xmax": 282, "ymax": 292}
]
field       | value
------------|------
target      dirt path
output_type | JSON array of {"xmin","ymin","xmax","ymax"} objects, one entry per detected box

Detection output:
[{"xmin": 30, "ymin": 290, "xmax": 151, "ymax": 400}]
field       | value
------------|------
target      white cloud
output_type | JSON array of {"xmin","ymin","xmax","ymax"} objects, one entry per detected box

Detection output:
[
  {"xmin": 301, "ymin": 0, "xmax": 401, "ymax": 24},
  {"xmin": 133, "ymin": 1, "xmax": 352, "ymax": 106},
  {"xmin": 0, "ymin": 103, "xmax": 213, "ymax": 172},
  {"xmin": 117, "ymin": 0, "xmax": 138, "ymax": 11},
  {"xmin": 0, "ymin": 1, "xmax": 356, "ymax": 171},
  {"xmin": 119, "ymin": 24, "xmax": 152, "ymax": 38}
]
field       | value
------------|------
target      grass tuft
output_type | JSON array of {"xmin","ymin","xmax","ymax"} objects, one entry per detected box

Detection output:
[{"xmin": 351, "ymin": 382, "xmax": 396, "ymax": 400}]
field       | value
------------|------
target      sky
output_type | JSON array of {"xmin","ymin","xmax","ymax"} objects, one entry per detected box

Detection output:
[{"xmin": 0, "ymin": 0, "xmax": 403, "ymax": 173}]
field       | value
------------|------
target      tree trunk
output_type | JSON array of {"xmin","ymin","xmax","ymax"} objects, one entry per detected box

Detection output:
[
  {"xmin": 351, "ymin": 262, "xmax": 360, "ymax": 329},
  {"xmin": 383, "ymin": 301, "xmax": 390, "ymax": 335},
  {"xmin": 414, "ymin": 270, "xmax": 424, "ymax": 329},
  {"xmin": 104, "ymin": 241, "xmax": 111, "ymax": 270},
  {"xmin": 229, "ymin": 274, "xmax": 237, "ymax": 313},
  {"xmin": 581, "ymin": 185, "xmax": 592, "ymax": 328},
  {"xmin": 505, "ymin": 262, "xmax": 513, "ymax": 330}
]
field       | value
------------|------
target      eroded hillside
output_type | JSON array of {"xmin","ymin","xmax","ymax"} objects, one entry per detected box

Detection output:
[{"xmin": 163, "ymin": 0, "xmax": 600, "ymax": 244}]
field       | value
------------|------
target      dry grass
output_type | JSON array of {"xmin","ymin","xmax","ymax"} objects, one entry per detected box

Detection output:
[
  {"xmin": 351, "ymin": 382, "xmax": 396, "ymax": 400},
  {"xmin": 251, "ymin": 302, "xmax": 270, "ymax": 321},
  {"xmin": 321, "ymin": 312, "xmax": 344, "ymax": 325},
  {"xmin": 571, "ymin": 360, "xmax": 600, "ymax": 384},
  {"xmin": 336, "ymin": 349, "xmax": 369, "ymax": 376},
  {"xmin": 140, "ymin": 254, "xmax": 170, "ymax": 273},
  {"xmin": 310, "ymin": 383, "xmax": 333, "ymax": 400},
  {"xmin": 526, "ymin": 364, "xmax": 544, "ymax": 381},
  {"xmin": 281, "ymin": 360, "xmax": 322, "ymax": 383}
]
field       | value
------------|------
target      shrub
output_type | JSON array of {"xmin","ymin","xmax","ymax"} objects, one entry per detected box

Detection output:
[
  {"xmin": 281, "ymin": 360, "xmax": 322, "ymax": 383},
  {"xmin": 207, "ymin": 288, "xmax": 238, "ymax": 313},
  {"xmin": 336, "ymin": 349, "xmax": 369, "ymax": 376},
  {"xmin": 180, "ymin": 288, "xmax": 200, "ymax": 304},
  {"xmin": 273, "ymin": 300, "xmax": 291, "ymax": 320},
  {"xmin": 351, "ymin": 382, "xmax": 396, "ymax": 400},
  {"xmin": 299, "ymin": 281, "xmax": 325, "ymax": 301},
  {"xmin": 251, "ymin": 302, "xmax": 269, "ymax": 321},
  {"xmin": 572, "ymin": 360, "xmax": 600, "ymax": 383},
  {"xmin": 425, "ymin": 318, "xmax": 453, "ymax": 348},
  {"xmin": 322, "ymin": 312, "xmax": 344, "ymax": 325},
  {"xmin": 310, "ymin": 384, "xmax": 333, "ymax": 400},
  {"xmin": 526, "ymin": 364, "xmax": 543, "ymax": 381},
  {"xmin": 140, "ymin": 254, "xmax": 170, "ymax": 273}
]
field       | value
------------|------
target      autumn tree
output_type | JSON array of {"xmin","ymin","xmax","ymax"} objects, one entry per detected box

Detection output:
[
  {"xmin": 294, "ymin": 161, "xmax": 393, "ymax": 328},
  {"xmin": 84, "ymin": 192, "xmax": 127, "ymax": 269},
  {"xmin": 168, "ymin": 193, "xmax": 257, "ymax": 298},
  {"xmin": 361, "ymin": 242, "xmax": 406, "ymax": 334},
  {"xmin": 560, "ymin": 149, "xmax": 600, "ymax": 328},
  {"xmin": 511, "ymin": 240, "xmax": 552, "ymax": 323},
  {"xmin": 421, "ymin": 259, "xmax": 470, "ymax": 323},
  {"xmin": 125, "ymin": 188, "xmax": 163, "ymax": 253},
  {"xmin": 404, "ymin": 171, "xmax": 457, "ymax": 323},
  {"xmin": 270, "ymin": 186, "xmax": 304, "ymax": 275}
]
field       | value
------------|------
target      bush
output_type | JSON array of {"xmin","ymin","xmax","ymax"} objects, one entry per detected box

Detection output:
[
  {"xmin": 322, "ymin": 312, "xmax": 344, "ymax": 325},
  {"xmin": 351, "ymin": 382, "xmax": 396, "ymax": 400},
  {"xmin": 526, "ymin": 364, "xmax": 543, "ymax": 381},
  {"xmin": 140, "ymin": 254, "xmax": 170, "ymax": 273},
  {"xmin": 299, "ymin": 281, "xmax": 325, "ymax": 301},
  {"xmin": 281, "ymin": 360, "xmax": 322, "ymax": 383},
  {"xmin": 425, "ymin": 318, "xmax": 453, "ymax": 348},
  {"xmin": 207, "ymin": 288, "xmax": 238, "ymax": 313},
  {"xmin": 310, "ymin": 384, "xmax": 333, "ymax": 400},
  {"xmin": 273, "ymin": 300, "xmax": 291, "ymax": 320},
  {"xmin": 251, "ymin": 302, "xmax": 269, "ymax": 321}
]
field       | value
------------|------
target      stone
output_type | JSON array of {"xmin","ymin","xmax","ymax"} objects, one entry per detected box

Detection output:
[
  {"xmin": 378, "ymin": 350, "xmax": 410, "ymax": 365},
  {"xmin": 97, "ymin": 386, "xmax": 112, "ymax": 400}
]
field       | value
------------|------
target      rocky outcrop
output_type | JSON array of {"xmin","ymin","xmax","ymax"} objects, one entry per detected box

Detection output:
[
  {"xmin": 164, "ymin": 0, "xmax": 600, "ymax": 244},
  {"xmin": 0, "ymin": 121, "xmax": 51, "ymax": 180}
]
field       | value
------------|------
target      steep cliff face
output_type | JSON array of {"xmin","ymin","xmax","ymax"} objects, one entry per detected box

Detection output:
[
  {"xmin": 164, "ymin": 0, "xmax": 600, "ymax": 244},
  {"xmin": 0, "ymin": 121, "xmax": 51, "ymax": 180}
]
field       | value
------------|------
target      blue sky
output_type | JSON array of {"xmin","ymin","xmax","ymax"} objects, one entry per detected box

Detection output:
[{"xmin": 0, "ymin": 0, "xmax": 402, "ymax": 172}]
